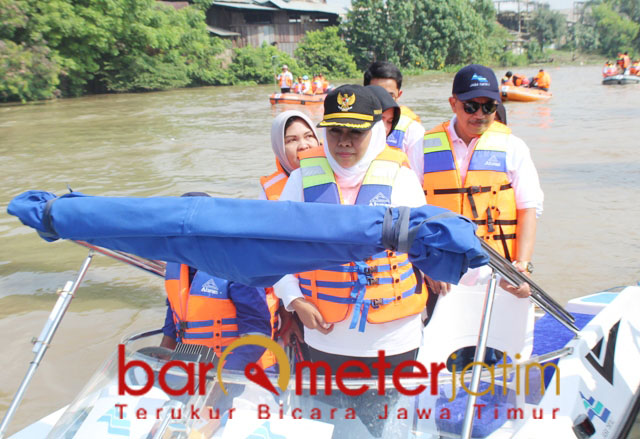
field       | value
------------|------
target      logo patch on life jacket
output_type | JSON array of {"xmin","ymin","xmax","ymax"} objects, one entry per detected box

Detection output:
[
  {"xmin": 369, "ymin": 192, "xmax": 391, "ymax": 206},
  {"xmin": 200, "ymin": 279, "xmax": 220, "ymax": 295},
  {"xmin": 484, "ymin": 154, "xmax": 501, "ymax": 167}
]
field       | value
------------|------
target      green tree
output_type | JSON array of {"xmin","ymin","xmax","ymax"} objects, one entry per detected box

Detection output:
[
  {"xmin": 591, "ymin": 2, "xmax": 639, "ymax": 55},
  {"xmin": 294, "ymin": 27, "xmax": 358, "ymax": 78},
  {"xmin": 2, "ymin": 0, "xmax": 230, "ymax": 101},
  {"xmin": 229, "ymin": 43, "xmax": 301, "ymax": 85},
  {"xmin": 529, "ymin": 8, "xmax": 568, "ymax": 49},
  {"xmin": 343, "ymin": 0, "xmax": 505, "ymax": 70}
]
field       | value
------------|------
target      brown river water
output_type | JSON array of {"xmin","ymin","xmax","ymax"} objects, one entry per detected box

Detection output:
[{"xmin": 0, "ymin": 64, "xmax": 639, "ymax": 436}]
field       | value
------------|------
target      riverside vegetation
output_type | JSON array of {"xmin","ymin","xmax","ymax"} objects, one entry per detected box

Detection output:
[{"xmin": 1, "ymin": 0, "xmax": 639, "ymax": 103}]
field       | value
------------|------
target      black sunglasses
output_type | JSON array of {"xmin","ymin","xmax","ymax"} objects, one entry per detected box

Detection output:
[{"xmin": 462, "ymin": 100, "xmax": 498, "ymax": 115}]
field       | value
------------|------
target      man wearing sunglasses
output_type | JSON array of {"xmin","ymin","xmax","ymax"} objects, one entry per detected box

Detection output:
[{"xmin": 414, "ymin": 64, "xmax": 543, "ymax": 299}]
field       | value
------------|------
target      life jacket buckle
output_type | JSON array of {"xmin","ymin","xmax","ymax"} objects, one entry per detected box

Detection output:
[
  {"xmin": 367, "ymin": 277, "xmax": 379, "ymax": 286},
  {"xmin": 468, "ymin": 186, "xmax": 482, "ymax": 194},
  {"xmin": 370, "ymin": 298, "xmax": 383, "ymax": 308},
  {"xmin": 364, "ymin": 266, "xmax": 378, "ymax": 275}
]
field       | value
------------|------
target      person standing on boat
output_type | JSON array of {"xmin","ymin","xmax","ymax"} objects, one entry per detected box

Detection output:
[
  {"xmin": 363, "ymin": 61, "xmax": 425, "ymax": 170},
  {"xmin": 417, "ymin": 64, "xmax": 543, "ymax": 298},
  {"xmin": 274, "ymin": 85, "xmax": 428, "ymax": 369},
  {"xmin": 260, "ymin": 110, "xmax": 320, "ymax": 201},
  {"xmin": 277, "ymin": 65, "xmax": 293, "ymax": 93},
  {"xmin": 259, "ymin": 111, "xmax": 321, "ymax": 356}
]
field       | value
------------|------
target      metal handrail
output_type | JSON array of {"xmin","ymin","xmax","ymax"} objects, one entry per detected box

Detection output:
[
  {"xmin": 74, "ymin": 241, "xmax": 166, "ymax": 278},
  {"xmin": 480, "ymin": 241, "xmax": 579, "ymax": 333}
]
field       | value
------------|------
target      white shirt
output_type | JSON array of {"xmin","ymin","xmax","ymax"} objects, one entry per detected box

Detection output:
[
  {"xmin": 403, "ymin": 119, "xmax": 426, "ymax": 172},
  {"xmin": 274, "ymin": 166, "xmax": 427, "ymax": 357},
  {"xmin": 409, "ymin": 116, "xmax": 544, "ymax": 217}
]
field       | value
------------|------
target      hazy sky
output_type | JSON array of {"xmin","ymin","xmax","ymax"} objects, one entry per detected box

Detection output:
[{"xmin": 326, "ymin": 0, "xmax": 576, "ymax": 12}]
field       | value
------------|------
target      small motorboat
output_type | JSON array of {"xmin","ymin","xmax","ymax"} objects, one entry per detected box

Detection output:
[
  {"xmin": 269, "ymin": 92, "xmax": 326, "ymax": 106},
  {"xmin": 602, "ymin": 74, "xmax": 640, "ymax": 85},
  {"xmin": 500, "ymin": 85, "xmax": 552, "ymax": 102},
  {"xmin": 3, "ymin": 193, "xmax": 640, "ymax": 438}
]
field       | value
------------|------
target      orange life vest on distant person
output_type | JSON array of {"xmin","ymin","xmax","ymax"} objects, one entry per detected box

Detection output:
[
  {"xmin": 165, "ymin": 264, "xmax": 278, "ymax": 369},
  {"xmin": 260, "ymin": 160, "xmax": 288, "ymax": 200},
  {"xmin": 512, "ymin": 74, "xmax": 528, "ymax": 87},
  {"xmin": 296, "ymin": 146, "xmax": 426, "ymax": 332},
  {"xmin": 422, "ymin": 121, "xmax": 517, "ymax": 260}
]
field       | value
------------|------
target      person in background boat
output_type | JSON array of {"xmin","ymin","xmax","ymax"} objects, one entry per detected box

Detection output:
[
  {"xmin": 160, "ymin": 195, "xmax": 279, "ymax": 371},
  {"xmin": 274, "ymin": 84, "xmax": 428, "ymax": 371},
  {"xmin": 363, "ymin": 61, "xmax": 425, "ymax": 171},
  {"xmin": 501, "ymin": 71, "xmax": 529, "ymax": 87},
  {"xmin": 260, "ymin": 110, "xmax": 320, "ymax": 200},
  {"xmin": 618, "ymin": 51, "xmax": 631, "ymax": 73},
  {"xmin": 603, "ymin": 61, "xmax": 618, "ymax": 77},
  {"xmin": 366, "ymin": 84, "xmax": 401, "ymax": 137},
  {"xmin": 629, "ymin": 60, "xmax": 640, "ymax": 76},
  {"xmin": 312, "ymin": 74, "xmax": 324, "ymax": 94},
  {"xmin": 501, "ymin": 71, "xmax": 513, "ymax": 84},
  {"xmin": 416, "ymin": 64, "xmax": 543, "ymax": 298},
  {"xmin": 530, "ymin": 68, "xmax": 551, "ymax": 91},
  {"xmin": 301, "ymin": 75, "xmax": 313, "ymax": 95},
  {"xmin": 292, "ymin": 76, "xmax": 303, "ymax": 94},
  {"xmin": 276, "ymin": 65, "xmax": 293, "ymax": 93},
  {"xmin": 320, "ymin": 74, "xmax": 330, "ymax": 92}
]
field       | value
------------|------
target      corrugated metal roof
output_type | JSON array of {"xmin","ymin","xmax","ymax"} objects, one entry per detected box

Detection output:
[
  {"xmin": 258, "ymin": 0, "xmax": 342, "ymax": 15},
  {"xmin": 207, "ymin": 25, "xmax": 241, "ymax": 36},
  {"xmin": 213, "ymin": 1, "xmax": 279, "ymax": 11}
]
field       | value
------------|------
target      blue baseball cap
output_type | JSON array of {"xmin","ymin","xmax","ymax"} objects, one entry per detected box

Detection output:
[{"xmin": 452, "ymin": 64, "xmax": 501, "ymax": 102}]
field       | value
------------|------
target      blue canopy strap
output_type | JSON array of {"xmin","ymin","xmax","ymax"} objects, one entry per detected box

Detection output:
[{"xmin": 7, "ymin": 191, "xmax": 488, "ymax": 287}]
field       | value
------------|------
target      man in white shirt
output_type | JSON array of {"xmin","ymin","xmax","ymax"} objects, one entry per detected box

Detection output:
[{"xmin": 416, "ymin": 64, "xmax": 544, "ymax": 298}]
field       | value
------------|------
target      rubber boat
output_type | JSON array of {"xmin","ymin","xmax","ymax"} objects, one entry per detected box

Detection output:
[
  {"xmin": 3, "ymin": 192, "xmax": 640, "ymax": 439},
  {"xmin": 500, "ymin": 85, "xmax": 552, "ymax": 102},
  {"xmin": 602, "ymin": 74, "xmax": 640, "ymax": 85},
  {"xmin": 269, "ymin": 92, "xmax": 326, "ymax": 106}
]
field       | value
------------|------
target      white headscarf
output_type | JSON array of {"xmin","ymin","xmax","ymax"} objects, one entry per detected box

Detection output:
[
  {"xmin": 321, "ymin": 120, "xmax": 387, "ymax": 189},
  {"xmin": 270, "ymin": 110, "xmax": 319, "ymax": 174}
]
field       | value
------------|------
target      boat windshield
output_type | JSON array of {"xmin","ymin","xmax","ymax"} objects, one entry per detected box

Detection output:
[{"xmin": 45, "ymin": 328, "xmax": 552, "ymax": 439}]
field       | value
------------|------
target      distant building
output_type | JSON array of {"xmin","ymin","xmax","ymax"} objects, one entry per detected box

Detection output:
[{"xmin": 204, "ymin": 0, "xmax": 343, "ymax": 55}]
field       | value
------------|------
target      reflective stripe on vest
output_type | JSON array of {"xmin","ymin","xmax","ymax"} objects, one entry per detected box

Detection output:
[
  {"xmin": 386, "ymin": 114, "xmax": 413, "ymax": 149},
  {"xmin": 422, "ymin": 121, "xmax": 517, "ymax": 260},
  {"xmin": 260, "ymin": 160, "xmax": 288, "ymax": 200},
  {"xmin": 297, "ymin": 146, "xmax": 425, "ymax": 332},
  {"xmin": 165, "ymin": 263, "xmax": 277, "ymax": 368}
]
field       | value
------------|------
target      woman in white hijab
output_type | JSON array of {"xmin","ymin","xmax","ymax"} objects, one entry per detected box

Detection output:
[
  {"xmin": 259, "ymin": 110, "xmax": 319, "ymax": 200},
  {"xmin": 274, "ymin": 85, "xmax": 427, "ymax": 369}
]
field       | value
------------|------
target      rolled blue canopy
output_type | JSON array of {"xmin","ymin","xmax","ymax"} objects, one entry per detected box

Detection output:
[{"xmin": 7, "ymin": 191, "xmax": 488, "ymax": 286}]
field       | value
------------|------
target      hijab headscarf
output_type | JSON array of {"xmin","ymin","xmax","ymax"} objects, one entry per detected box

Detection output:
[
  {"xmin": 270, "ymin": 110, "xmax": 319, "ymax": 174},
  {"xmin": 321, "ymin": 120, "xmax": 387, "ymax": 190}
]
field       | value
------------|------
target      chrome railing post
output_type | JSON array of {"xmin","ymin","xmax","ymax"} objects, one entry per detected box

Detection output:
[
  {"xmin": 460, "ymin": 270, "xmax": 499, "ymax": 439},
  {"xmin": 0, "ymin": 252, "xmax": 94, "ymax": 439}
]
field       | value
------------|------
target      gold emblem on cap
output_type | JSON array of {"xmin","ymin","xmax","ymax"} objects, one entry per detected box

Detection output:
[{"xmin": 337, "ymin": 92, "xmax": 355, "ymax": 112}]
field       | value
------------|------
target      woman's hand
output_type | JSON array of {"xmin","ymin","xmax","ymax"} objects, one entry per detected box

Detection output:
[{"xmin": 290, "ymin": 298, "xmax": 334, "ymax": 334}]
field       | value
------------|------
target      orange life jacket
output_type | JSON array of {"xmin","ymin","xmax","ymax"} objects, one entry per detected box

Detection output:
[
  {"xmin": 296, "ymin": 146, "xmax": 426, "ymax": 332},
  {"xmin": 534, "ymin": 71, "xmax": 550, "ymax": 89},
  {"xmin": 165, "ymin": 264, "xmax": 278, "ymax": 369},
  {"xmin": 422, "ymin": 121, "xmax": 517, "ymax": 260},
  {"xmin": 260, "ymin": 160, "xmax": 288, "ymax": 200},
  {"xmin": 512, "ymin": 74, "xmax": 527, "ymax": 87},
  {"xmin": 278, "ymin": 73, "xmax": 292, "ymax": 88}
]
